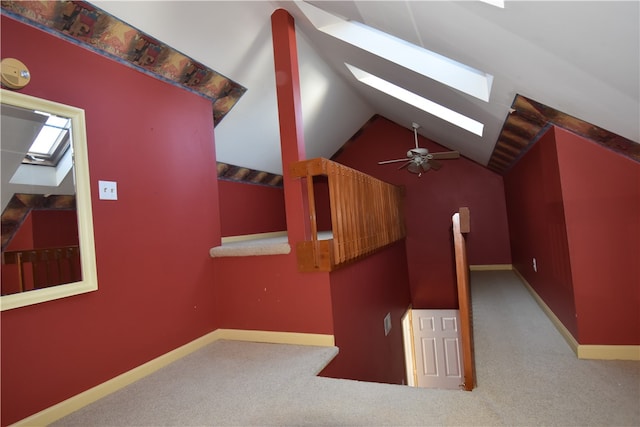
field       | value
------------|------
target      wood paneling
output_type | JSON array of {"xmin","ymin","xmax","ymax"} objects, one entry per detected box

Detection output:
[{"xmin": 291, "ymin": 158, "xmax": 405, "ymax": 272}]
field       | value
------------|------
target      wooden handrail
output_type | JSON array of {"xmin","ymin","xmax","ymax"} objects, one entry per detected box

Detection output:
[
  {"xmin": 452, "ymin": 207, "xmax": 475, "ymax": 391},
  {"xmin": 291, "ymin": 158, "xmax": 405, "ymax": 272},
  {"xmin": 1, "ymin": 245, "xmax": 81, "ymax": 294}
]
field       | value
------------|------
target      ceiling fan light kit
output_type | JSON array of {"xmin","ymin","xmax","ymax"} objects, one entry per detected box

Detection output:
[{"xmin": 378, "ymin": 123, "xmax": 460, "ymax": 177}]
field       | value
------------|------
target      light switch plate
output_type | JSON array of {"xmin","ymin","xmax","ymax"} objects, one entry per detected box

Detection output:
[{"xmin": 98, "ymin": 180, "xmax": 118, "ymax": 200}]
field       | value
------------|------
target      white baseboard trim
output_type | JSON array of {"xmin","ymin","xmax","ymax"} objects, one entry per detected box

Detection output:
[
  {"xmin": 469, "ymin": 264, "xmax": 513, "ymax": 271},
  {"xmin": 12, "ymin": 329, "xmax": 335, "ymax": 427},
  {"xmin": 217, "ymin": 329, "xmax": 335, "ymax": 347},
  {"xmin": 512, "ymin": 268, "xmax": 640, "ymax": 361},
  {"xmin": 577, "ymin": 345, "xmax": 640, "ymax": 360},
  {"xmin": 513, "ymin": 268, "xmax": 581, "ymax": 355}
]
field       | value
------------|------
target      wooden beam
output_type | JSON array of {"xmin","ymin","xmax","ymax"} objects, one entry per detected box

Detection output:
[{"xmin": 271, "ymin": 9, "xmax": 310, "ymax": 244}]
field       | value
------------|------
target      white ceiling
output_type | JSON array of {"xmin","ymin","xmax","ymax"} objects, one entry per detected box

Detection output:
[{"xmin": 91, "ymin": 1, "xmax": 639, "ymax": 176}]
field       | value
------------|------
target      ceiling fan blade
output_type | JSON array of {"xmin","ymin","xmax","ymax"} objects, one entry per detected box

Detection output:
[
  {"xmin": 430, "ymin": 150, "xmax": 460, "ymax": 160},
  {"xmin": 429, "ymin": 159, "xmax": 443, "ymax": 170},
  {"xmin": 378, "ymin": 158, "xmax": 410, "ymax": 165},
  {"xmin": 398, "ymin": 160, "xmax": 412, "ymax": 170}
]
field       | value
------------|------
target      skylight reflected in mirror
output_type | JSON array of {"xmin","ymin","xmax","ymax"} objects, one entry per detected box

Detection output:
[{"xmin": 27, "ymin": 112, "xmax": 70, "ymax": 159}]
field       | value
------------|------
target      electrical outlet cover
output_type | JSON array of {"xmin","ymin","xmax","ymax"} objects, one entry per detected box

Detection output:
[{"xmin": 384, "ymin": 312, "xmax": 392, "ymax": 336}]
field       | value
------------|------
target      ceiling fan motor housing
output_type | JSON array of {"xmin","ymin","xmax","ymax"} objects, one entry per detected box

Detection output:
[{"xmin": 408, "ymin": 147, "xmax": 428, "ymax": 157}]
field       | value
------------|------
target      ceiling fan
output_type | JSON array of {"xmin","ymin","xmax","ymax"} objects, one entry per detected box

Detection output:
[{"xmin": 378, "ymin": 123, "xmax": 460, "ymax": 177}]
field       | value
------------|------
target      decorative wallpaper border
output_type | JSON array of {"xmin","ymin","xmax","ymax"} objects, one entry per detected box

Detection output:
[
  {"xmin": 217, "ymin": 162, "xmax": 283, "ymax": 188},
  {"xmin": 1, "ymin": 0, "xmax": 246, "ymax": 126},
  {"xmin": 489, "ymin": 94, "xmax": 639, "ymax": 174}
]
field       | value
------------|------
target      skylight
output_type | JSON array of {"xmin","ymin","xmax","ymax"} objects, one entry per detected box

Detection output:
[
  {"xmin": 296, "ymin": 1, "xmax": 494, "ymax": 102},
  {"xmin": 23, "ymin": 112, "xmax": 71, "ymax": 166},
  {"xmin": 346, "ymin": 64, "xmax": 484, "ymax": 136}
]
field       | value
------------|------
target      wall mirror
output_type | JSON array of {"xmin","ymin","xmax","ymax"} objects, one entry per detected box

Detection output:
[{"xmin": 1, "ymin": 89, "xmax": 97, "ymax": 311}]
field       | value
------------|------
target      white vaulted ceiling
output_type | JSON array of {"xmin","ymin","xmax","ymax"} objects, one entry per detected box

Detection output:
[{"xmin": 89, "ymin": 1, "xmax": 639, "ymax": 175}]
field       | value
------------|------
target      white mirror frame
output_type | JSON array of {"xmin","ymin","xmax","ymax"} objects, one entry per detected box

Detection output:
[{"xmin": 1, "ymin": 89, "xmax": 98, "ymax": 311}]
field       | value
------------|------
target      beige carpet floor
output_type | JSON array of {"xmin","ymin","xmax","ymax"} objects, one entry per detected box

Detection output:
[{"xmin": 53, "ymin": 270, "xmax": 640, "ymax": 426}]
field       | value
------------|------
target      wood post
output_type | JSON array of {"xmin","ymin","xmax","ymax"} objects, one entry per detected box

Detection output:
[{"xmin": 453, "ymin": 207, "xmax": 475, "ymax": 391}]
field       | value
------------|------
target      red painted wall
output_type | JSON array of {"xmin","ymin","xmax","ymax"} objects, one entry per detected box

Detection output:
[
  {"xmin": 213, "ymin": 254, "xmax": 333, "ymax": 334},
  {"xmin": 320, "ymin": 241, "xmax": 412, "ymax": 385},
  {"xmin": 331, "ymin": 116, "xmax": 512, "ymax": 308},
  {"xmin": 505, "ymin": 127, "xmax": 640, "ymax": 345},
  {"xmin": 555, "ymin": 128, "xmax": 640, "ymax": 345},
  {"xmin": 504, "ymin": 129, "xmax": 578, "ymax": 338},
  {"xmin": 1, "ymin": 17, "xmax": 221, "ymax": 425},
  {"xmin": 32, "ymin": 210, "xmax": 79, "ymax": 248},
  {"xmin": 218, "ymin": 180, "xmax": 286, "ymax": 236}
]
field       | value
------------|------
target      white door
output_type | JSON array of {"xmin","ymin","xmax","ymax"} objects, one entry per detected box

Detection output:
[{"xmin": 411, "ymin": 309, "xmax": 464, "ymax": 389}]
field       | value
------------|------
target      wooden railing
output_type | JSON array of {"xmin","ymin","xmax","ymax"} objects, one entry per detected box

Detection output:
[
  {"xmin": 1, "ymin": 246, "xmax": 81, "ymax": 295},
  {"xmin": 291, "ymin": 158, "xmax": 405, "ymax": 272},
  {"xmin": 452, "ymin": 207, "xmax": 475, "ymax": 391}
]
